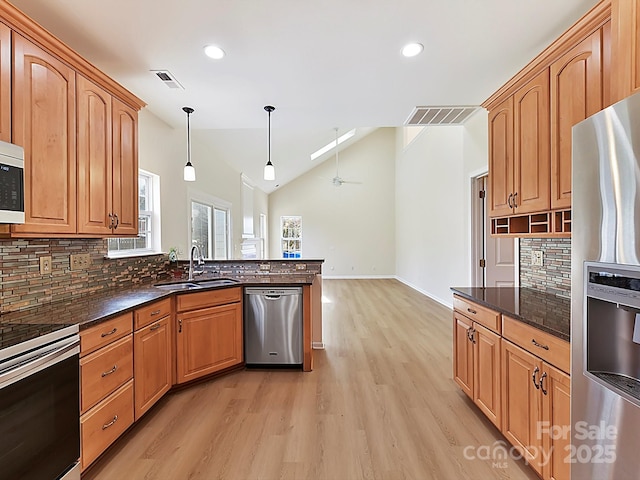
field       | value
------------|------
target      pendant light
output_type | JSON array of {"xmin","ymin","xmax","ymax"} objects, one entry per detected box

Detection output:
[
  {"xmin": 183, "ymin": 106, "xmax": 196, "ymax": 182},
  {"xmin": 264, "ymin": 105, "xmax": 275, "ymax": 181}
]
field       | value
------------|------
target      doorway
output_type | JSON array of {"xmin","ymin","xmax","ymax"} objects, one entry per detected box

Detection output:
[{"xmin": 472, "ymin": 175, "xmax": 517, "ymax": 287}]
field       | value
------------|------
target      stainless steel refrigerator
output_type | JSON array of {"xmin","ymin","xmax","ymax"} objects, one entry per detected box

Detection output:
[{"xmin": 572, "ymin": 90, "xmax": 640, "ymax": 479}]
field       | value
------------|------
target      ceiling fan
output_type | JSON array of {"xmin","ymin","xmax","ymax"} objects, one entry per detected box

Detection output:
[{"xmin": 325, "ymin": 128, "xmax": 362, "ymax": 187}]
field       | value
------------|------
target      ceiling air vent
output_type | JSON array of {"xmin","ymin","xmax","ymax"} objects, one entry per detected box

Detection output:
[
  {"xmin": 151, "ymin": 70, "xmax": 184, "ymax": 89},
  {"xmin": 405, "ymin": 106, "xmax": 480, "ymax": 126}
]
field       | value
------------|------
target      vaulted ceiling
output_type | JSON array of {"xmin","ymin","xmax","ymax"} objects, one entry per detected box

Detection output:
[{"xmin": 10, "ymin": 0, "xmax": 600, "ymax": 192}]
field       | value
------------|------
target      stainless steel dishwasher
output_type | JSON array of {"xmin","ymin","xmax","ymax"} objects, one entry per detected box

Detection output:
[{"xmin": 244, "ymin": 287, "xmax": 303, "ymax": 366}]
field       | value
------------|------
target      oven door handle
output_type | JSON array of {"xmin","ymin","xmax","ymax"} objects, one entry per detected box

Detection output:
[{"xmin": 0, "ymin": 336, "xmax": 79, "ymax": 389}]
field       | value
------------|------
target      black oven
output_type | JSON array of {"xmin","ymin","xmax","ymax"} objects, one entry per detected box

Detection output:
[{"xmin": 0, "ymin": 325, "xmax": 80, "ymax": 480}]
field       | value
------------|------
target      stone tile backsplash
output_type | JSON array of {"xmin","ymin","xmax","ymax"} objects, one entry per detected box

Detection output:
[
  {"xmin": 0, "ymin": 239, "xmax": 168, "ymax": 313},
  {"xmin": 519, "ymin": 238, "xmax": 571, "ymax": 297}
]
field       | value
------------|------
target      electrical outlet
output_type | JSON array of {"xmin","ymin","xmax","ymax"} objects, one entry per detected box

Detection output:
[
  {"xmin": 70, "ymin": 253, "xmax": 91, "ymax": 271},
  {"xmin": 531, "ymin": 250, "xmax": 544, "ymax": 267},
  {"xmin": 39, "ymin": 256, "xmax": 52, "ymax": 275},
  {"xmin": 295, "ymin": 263, "xmax": 307, "ymax": 271}
]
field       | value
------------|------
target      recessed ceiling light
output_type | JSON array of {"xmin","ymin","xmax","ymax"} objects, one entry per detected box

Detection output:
[
  {"xmin": 402, "ymin": 43, "xmax": 424, "ymax": 58},
  {"xmin": 204, "ymin": 45, "xmax": 225, "ymax": 60}
]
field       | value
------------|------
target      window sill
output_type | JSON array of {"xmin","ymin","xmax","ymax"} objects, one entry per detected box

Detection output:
[{"xmin": 105, "ymin": 250, "xmax": 164, "ymax": 260}]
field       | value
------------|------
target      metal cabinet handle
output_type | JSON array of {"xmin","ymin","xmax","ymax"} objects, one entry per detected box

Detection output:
[
  {"xmin": 532, "ymin": 366, "xmax": 540, "ymax": 389},
  {"xmin": 540, "ymin": 372, "xmax": 548, "ymax": 395},
  {"xmin": 108, "ymin": 213, "xmax": 114, "ymax": 229},
  {"xmin": 149, "ymin": 323, "xmax": 161, "ymax": 331},
  {"xmin": 531, "ymin": 339, "xmax": 550, "ymax": 350},
  {"xmin": 178, "ymin": 319, "xmax": 183, "ymax": 333},
  {"xmin": 101, "ymin": 365, "xmax": 117, "ymax": 377},
  {"xmin": 113, "ymin": 213, "xmax": 119, "ymax": 230},
  {"xmin": 466, "ymin": 326, "xmax": 473, "ymax": 342},
  {"xmin": 467, "ymin": 307, "xmax": 477, "ymax": 315},
  {"xmin": 102, "ymin": 415, "xmax": 118, "ymax": 430},
  {"xmin": 101, "ymin": 328, "xmax": 117, "ymax": 338},
  {"xmin": 513, "ymin": 192, "xmax": 518, "ymax": 207},
  {"xmin": 150, "ymin": 310, "xmax": 161, "ymax": 316},
  {"xmin": 508, "ymin": 193, "xmax": 513, "ymax": 208}
]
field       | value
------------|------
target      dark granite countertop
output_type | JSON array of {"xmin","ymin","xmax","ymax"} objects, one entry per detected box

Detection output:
[
  {"xmin": 450, "ymin": 287, "xmax": 570, "ymax": 342},
  {"xmin": 0, "ymin": 273, "xmax": 318, "ymax": 349}
]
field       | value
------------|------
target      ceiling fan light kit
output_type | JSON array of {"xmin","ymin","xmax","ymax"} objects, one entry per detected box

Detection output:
[
  {"xmin": 264, "ymin": 105, "xmax": 276, "ymax": 181},
  {"xmin": 182, "ymin": 106, "xmax": 196, "ymax": 182}
]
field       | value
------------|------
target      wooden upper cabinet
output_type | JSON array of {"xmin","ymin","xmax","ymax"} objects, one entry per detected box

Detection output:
[
  {"xmin": 11, "ymin": 33, "xmax": 77, "ymax": 235},
  {"xmin": 77, "ymin": 75, "xmax": 113, "ymax": 235},
  {"xmin": 550, "ymin": 27, "xmax": 604, "ymax": 210},
  {"xmin": 488, "ymin": 97, "xmax": 514, "ymax": 217},
  {"xmin": 513, "ymin": 69, "xmax": 550, "ymax": 215},
  {"xmin": 0, "ymin": 23, "xmax": 10, "ymax": 142},
  {"xmin": 611, "ymin": 0, "xmax": 640, "ymax": 102},
  {"xmin": 112, "ymin": 98, "xmax": 138, "ymax": 236}
]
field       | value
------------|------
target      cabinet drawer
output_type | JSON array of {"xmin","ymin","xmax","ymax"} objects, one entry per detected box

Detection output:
[
  {"xmin": 502, "ymin": 315, "xmax": 570, "ymax": 373},
  {"xmin": 80, "ymin": 335, "xmax": 133, "ymax": 413},
  {"xmin": 80, "ymin": 313, "xmax": 133, "ymax": 356},
  {"xmin": 134, "ymin": 297, "xmax": 172, "ymax": 330},
  {"xmin": 176, "ymin": 286, "xmax": 242, "ymax": 312},
  {"xmin": 80, "ymin": 379, "xmax": 134, "ymax": 471},
  {"xmin": 453, "ymin": 295, "xmax": 501, "ymax": 334}
]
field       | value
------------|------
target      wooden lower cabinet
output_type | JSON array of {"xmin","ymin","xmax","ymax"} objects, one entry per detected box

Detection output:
[
  {"xmin": 134, "ymin": 314, "xmax": 171, "ymax": 420},
  {"xmin": 502, "ymin": 339, "xmax": 571, "ymax": 480},
  {"xmin": 176, "ymin": 297, "xmax": 243, "ymax": 384},
  {"xmin": 453, "ymin": 311, "xmax": 502, "ymax": 430},
  {"xmin": 80, "ymin": 380, "xmax": 134, "ymax": 470}
]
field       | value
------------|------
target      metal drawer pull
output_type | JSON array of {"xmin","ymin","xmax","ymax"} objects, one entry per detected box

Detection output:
[
  {"xmin": 531, "ymin": 339, "xmax": 550, "ymax": 350},
  {"xmin": 101, "ymin": 365, "xmax": 117, "ymax": 377},
  {"xmin": 467, "ymin": 308, "xmax": 477, "ymax": 315},
  {"xmin": 532, "ymin": 366, "xmax": 540, "ymax": 389},
  {"xmin": 102, "ymin": 415, "xmax": 118, "ymax": 430},
  {"xmin": 178, "ymin": 319, "xmax": 183, "ymax": 333},
  {"xmin": 150, "ymin": 310, "xmax": 161, "ymax": 316},
  {"xmin": 149, "ymin": 323, "xmax": 161, "ymax": 331},
  {"xmin": 101, "ymin": 328, "xmax": 117, "ymax": 338},
  {"xmin": 540, "ymin": 372, "xmax": 548, "ymax": 395}
]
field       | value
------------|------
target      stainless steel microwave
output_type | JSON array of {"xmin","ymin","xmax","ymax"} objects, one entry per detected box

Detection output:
[{"xmin": 0, "ymin": 140, "xmax": 24, "ymax": 223}]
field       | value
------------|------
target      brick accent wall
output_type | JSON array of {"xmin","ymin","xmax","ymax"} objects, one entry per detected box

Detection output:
[
  {"xmin": 519, "ymin": 238, "xmax": 571, "ymax": 297},
  {"xmin": 0, "ymin": 239, "xmax": 168, "ymax": 312}
]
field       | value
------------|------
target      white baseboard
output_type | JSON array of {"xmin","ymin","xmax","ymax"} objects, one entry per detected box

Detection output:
[
  {"xmin": 394, "ymin": 276, "xmax": 453, "ymax": 309},
  {"xmin": 312, "ymin": 342, "xmax": 325, "ymax": 349}
]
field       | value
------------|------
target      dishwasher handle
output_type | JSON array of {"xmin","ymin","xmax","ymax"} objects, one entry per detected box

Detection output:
[{"xmin": 265, "ymin": 295, "xmax": 282, "ymax": 300}]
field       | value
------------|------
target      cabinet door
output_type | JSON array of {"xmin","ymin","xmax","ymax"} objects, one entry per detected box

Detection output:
[
  {"xmin": 77, "ymin": 75, "xmax": 112, "ymax": 235},
  {"xmin": 611, "ymin": 0, "xmax": 640, "ymax": 102},
  {"xmin": 0, "ymin": 22, "xmax": 10, "ymax": 142},
  {"xmin": 12, "ymin": 34, "xmax": 76, "ymax": 234},
  {"xmin": 488, "ymin": 96, "xmax": 514, "ymax": 217},
  {"xmin": 502, "ymin": 340, "xmax": 544, "ymax": 475},
  {"xmin": 513, "ymin": 69, "xmax": 550, "ymax": 215},
  {"xmin": 453, "ymin": 312, "xmax": 474, "ymax": 398},
  {"xmin": 134, "ymin": 315, "xmax": 171, "ymax": 420},
  {"xmin": 176, "ymin": 302, "xmax": 243, "ymax": 384},
  {"xmin": 112, "ymin": 98, "xmax": 138, "ymax": 236},
  {"xmin": 551, "ymin": 28, "xmax": 603, "ymax": 210},
  {"xmin": 473, "ymin": 323, "xmax": 501, "ymax": 430},
  {"xmin": 541, "ymin": 363, "xmax": 571, "ymax": 480}
]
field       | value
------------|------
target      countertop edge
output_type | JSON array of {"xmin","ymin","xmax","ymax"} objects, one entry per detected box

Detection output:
[{"xmin": 450, "ymin": 287, "xmax": 570, "ymax": 342}]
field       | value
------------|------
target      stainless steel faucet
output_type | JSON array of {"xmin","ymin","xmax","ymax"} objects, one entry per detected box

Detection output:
[{"xmin": 188, "ymin": 245, "xmax": 205, "ymax": 280}]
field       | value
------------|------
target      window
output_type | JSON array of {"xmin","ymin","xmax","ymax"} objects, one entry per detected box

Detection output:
[
  {"xmin": 107, "ymin": 170, "xmax": 161, "ymax": 257},
  {"xmin": 190, "ymin": 193, "xmax": 231, "ymax": 260},
  {"xmin": 281, "ymin": 216, "xmax": 302, "ymax": 258}
]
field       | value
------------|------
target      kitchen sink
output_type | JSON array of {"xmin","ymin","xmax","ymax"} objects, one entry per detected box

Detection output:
[
  {"xmin": 195, "ymin": 278, "xmax": 239, "ymax": 288},
  {"xmin": 154, "ymin": 282, "xmax": 202, "ymax": 290}
]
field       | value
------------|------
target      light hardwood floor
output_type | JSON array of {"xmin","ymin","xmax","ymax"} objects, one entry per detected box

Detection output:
[{"xmin": 84, "ymin": 279, "xmax": 538, "ymax": 480}]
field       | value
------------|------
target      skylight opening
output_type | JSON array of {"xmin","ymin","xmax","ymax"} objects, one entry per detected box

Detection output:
[{"xmin": 310, "ymin": 129, "xmax": 356, "ymax": 161}]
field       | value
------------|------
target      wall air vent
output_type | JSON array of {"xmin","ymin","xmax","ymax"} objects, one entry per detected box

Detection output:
[
  {"xmin": 404, "ymin": 106, "xmax": 481, "ymax": 126},
  {"xmin": 150, "ymin": 70, "xmax": 185, "ymax": 89}
]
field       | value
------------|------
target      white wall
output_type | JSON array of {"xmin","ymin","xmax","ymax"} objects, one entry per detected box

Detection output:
[
  {"xmin": 268, "ymin": 128, "xmax": 396, "ymax": 276},
  {"xmin": 395, "ymin": 112, "xmax": 488, "ymax": 307},
  {"xmin": 137, "ymin": 108, "xmax": 268, "ymax": 260}
]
